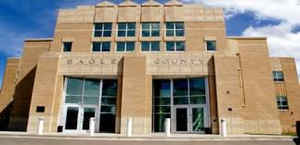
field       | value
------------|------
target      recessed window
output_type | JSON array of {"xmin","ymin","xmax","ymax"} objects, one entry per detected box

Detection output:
[
  {"xmin": 206, "ymin": 40, "xmax": 216, "ymax": 51},
  {"xmin": 36, "ymin": 106, "xmax": 45, "ymax": 113},
  {"xmin": 142, "ymin": 22, "xmax": 160, "ymax": 37},
  {"xmin": 273, "ymin": 71, "xmax": 284, "ymax": 81},
  {"xmin": 92, "ymin": 42, "xmax": 110, "ymax": 52},
  {"xmin": 118, "ymin": 23, "xmax": 136, "ymax": 37},
  {"xmin": 141, "ymin": 41, "xmax": 160, "ymax": 52},
  {"xmin": 166, "ymin": 41, "xmax": 185, "ymax": 52},
  {"xmin": 63, "ymin": 42, "xmax": 72, "ymax": 52},
  {"xmin": 116, "ymin": 42, "xmax": 135, "ymax": 52},
  {"xmin": 166, "ymin": 22, "xmax": 184, "ymax": 37},
  {"xmin": 276, "ymin": 96, "xmax": 289, "ymax": 110},
  {"xmin": 94, "ymin": 23, "xmax": 112, "ymax": 37}
]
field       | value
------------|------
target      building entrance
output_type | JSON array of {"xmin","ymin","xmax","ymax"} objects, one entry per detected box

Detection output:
[
  {"xmin": 153, "ymin": 78, "xmax": 210, "ymax": 134},
  {"xmin": 61, "ymin": 77, "xmax": 117, "ymax": 133},
  {"xmin": 174, "ymin": 106, "xmax": 206, "ymax": 133}
]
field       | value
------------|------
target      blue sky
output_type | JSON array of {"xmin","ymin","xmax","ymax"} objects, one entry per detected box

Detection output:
[{"xmin": 0, "ymin": 0, "xmax": 300, "ymax": 88}]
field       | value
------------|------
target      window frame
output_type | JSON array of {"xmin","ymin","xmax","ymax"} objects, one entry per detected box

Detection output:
[
  {"xmin": 117, "ymin": 22, "xmax": 136, "ymax": 37},
  {"xmin": 91, "ymin": 42, "xmax": 111, "ymax": 52},
  {"xmin": 62, "ymin": 41, "xmax": 73, "ymax": 52},
  {"xmin": 141, "ymin": 22, "xmax": 160, "ymax": 37},
  {"xmin": 206, "ymin": 40, "xmax": 217, "ymax": 51},
  {"xmin": 93, "ymin": 23, "xmax": 112, "ymax": 37},
  {"xmin": 116, "ymin": 41, "xmax": 135, "ymax": 52},
  {"xmin": 141, "ymin": 41, "xmax": 160, "ymax": 52},
  {"xmin": 165, "ymin": 22, "xmax": 184, "ymax": 37},
  {"xmin": 276, "ymin": 96, "xmax": 289, "ymax": 111},
  {"xmin": 273, "ymin": 71, "xmax": 284, "ymax": 82},
  {"xmin": 166, "ymin": 41, "xmax": 185, "ymax": 52}
]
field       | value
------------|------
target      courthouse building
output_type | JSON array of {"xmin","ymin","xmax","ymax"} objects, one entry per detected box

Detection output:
[{"xmin": 0, "ymin": 0, "xmax": 300, "ymax": 135}]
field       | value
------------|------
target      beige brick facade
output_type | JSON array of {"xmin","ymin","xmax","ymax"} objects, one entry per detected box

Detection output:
[{"xmin": 0, "ymin": 0, "xmax": 299, "ymax": 135}]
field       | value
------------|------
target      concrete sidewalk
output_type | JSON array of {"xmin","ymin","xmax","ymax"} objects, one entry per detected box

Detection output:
[{"xmin": 0, "ymin": 131, "xmax": 296, "ymax": 141}]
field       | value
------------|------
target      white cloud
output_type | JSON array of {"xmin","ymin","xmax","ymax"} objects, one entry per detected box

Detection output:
[{"xmin": 182, "ymin": 0, "xmax": 300, "ymax": 77}]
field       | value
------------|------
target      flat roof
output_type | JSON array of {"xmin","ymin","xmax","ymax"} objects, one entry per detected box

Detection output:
[
  {"xmin": 226, "ymin": 36, "xmax": 267, "ymax": 40},
  {"xmin": 25, "ymin": 38, "xmax": 53, "ymax": 42}
]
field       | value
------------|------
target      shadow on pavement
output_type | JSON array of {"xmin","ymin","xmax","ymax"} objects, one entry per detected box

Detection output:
[{"xmin": 294, "ymin": 138, "xmax": 300, "ymax": 145}]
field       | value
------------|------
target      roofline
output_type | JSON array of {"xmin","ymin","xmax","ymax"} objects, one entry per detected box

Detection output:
[
  {"xmin": 25, "ymin": 38, "xmax": 53, "ymax": 42},
  {"xmin": 226, "ymin": 36, "xmax": 267, "ymax": 40},
  {"xmin": 7, "ymin": 57, "xmax": 20, "ymax": 59}
]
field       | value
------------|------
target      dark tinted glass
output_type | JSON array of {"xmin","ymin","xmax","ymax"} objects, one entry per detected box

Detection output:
[
  {"xmin": 103, "ymin": 23, "xmax": 112, "ymax": 30},
  {"xmin": 128, "ymin": 23, "xmax": 136, "ymax": 29},
  {"xmin": 152, "ymin": 42, "xmax": 160, "ymax": 51},
  {"xmin": 102, "ymin": 42, "xmax": 110, "ymax": 52},
  {"xmin": 173, "ymin": 79, "xmax": 188, "ymax": 96},
  {"xmin": 126, "ymin": 42, "xmax": 135, "ymax": 51},
  {"xmin": 190, "ymin": 78, "xmax": 205, "ymax": 95},
  {"xmin": 176, "ymin": 42, "xmax": 185, "ymax": 51},
  {"xmin": 117, "ymin": 42, "xmax": 125, "ymax": 51},
  {"xmin": 102, "ymin": 80, "xmax": 117, "ymax": 96},
  {"xmin": 63, "ymin": 42, "xmax": 72, "ymax": 52},
  {"xmin": 207, "ymin": 41, "xmax": 216, "ymax": 51},
  {"xmin": 141, "ymin": 42, "xmax": 150, "ymax": 51},
  {"xmin": 153, "ymin": 80, "xmax": 171, "ymax": 97},
  {"xmin": 166, "ymin": 42, "xmax": 175, "ymax": 51},
  {"xmin": 92, "ymin": 42, "xmax": 101, "ymax": 52}
]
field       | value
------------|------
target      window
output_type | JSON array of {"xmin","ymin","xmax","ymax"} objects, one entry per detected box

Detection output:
[
  {"xmin": 153, "ymin": 80, "xmax": 171, "ymax": 132},
  {"xmin": 273, "ymin": 71, "xmax": 284, "ymax": 81},
  {"xmin": 142, "ymin": 22, "xmax": 160, "ymax": 37},
  {"xmin": 92, "ymin": 42, "xmax": 110, "ymax": 52},
  {"xmin": 116, "ymin": 42, "xmax": 135, "ymax": 52},
  {"xmin": 206, "ymin": 40, "xmax": 216, "ymax": 51},
  {"xmin": 276, "ymin": 96, "xmax": 289, "ymax": 110},
  {"xmin": 166, "ymin": 41, "xmax": 185, "ymax": 52},
  {"xmin": 63, "ymin": 42, "xmax": 72, "ymax": 52},
  {"xmin": 36, "ymin": 106, "xmax": 45, "ymax": 113},
  {"xmin": 117, "ymin": 23, "xmax": 136, "ymax": 37},
  {"xmin": 94, "ymin": 23, "xmax": 112, "ymax": 37},
  {"xmin": 141, "ymin": 41, "xmax": 160, "ymax": 52},
  {"xmin": 166, "ymin": 22, "xmax": 184, "ymax": 37}
]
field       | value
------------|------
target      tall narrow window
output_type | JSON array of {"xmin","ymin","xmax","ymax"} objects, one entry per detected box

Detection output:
[
  {"xmin": 153, "ymin": 80, "xmax": 171, "ymax": 132},
  {"xmin": 273, "ymin": 71, "xmax": 284, "ymax": 81},
  {"xmin": 141, "ymin": 41, "xmax": 160, "ymax": 52},
  {"xmin": 92, "ymin": 42, "xmax": 110, "ymax": 52},
  {"xmin": 142, "ymin": 22, "xmax": 160, "ymax": 37},
  {"xmin": 276, "ymin": 96, "xmax": 289, "ymax": 110},
  {"xmin": 63, "ymin": 42, "xmax": 72, "ymax": 52},
  {"xmin": 94, "ymin": 23, "xmax": 112, "ymax": 37},
  {"xmin": 206, "ymin": 40, "xmax": 216, "ymax": 51},
  {"xmin": 118, "ymin": 23, "xmax": 136, "ymax": 37},
  {"xmin": 166, "ymin": 41, "xmax": 185, "ymax": 52},
  {"xmin": 166, "ymin": 22, "xmax": 184, "ymax": 37},
  {"xmin": 116, "ymin": 42, "xmax": 135, "ymax": 52}
]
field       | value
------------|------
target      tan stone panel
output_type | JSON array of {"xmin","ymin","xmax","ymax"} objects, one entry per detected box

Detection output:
[
  {"xmin": 27, "ymin": 53, "xmax": 60, "ymax": 133},
  {"xmin": 277, "ymin": 58, "xmax": 300, "ymax": 133},
  {"xmin": 52, "ymin": 23, "xmax": 93, "ymax": 52},
  {"xmin": 120, "ymin": 56, "xmax": 151, "ymax": 135},
  {"xmin": 95, "ymin": 7, "xmax": 117, "ymax": 22},
  {"xmin": 57, "ymin": 6, "xmax": 95, "ymax": 24},
  {"xmin": 165, "ymin": 6, "xmax": 184, "ymax": 22},
  {"xmin": 118, "ymin": 6, "xmax": 140, "ymax": 22},
  {"xmin": 0, "ymin": 58, "xmax": 19, "ymax": 112},
  {"xmin": 141, "ymin": 6, "xmax": 163, "ymax": 22}
]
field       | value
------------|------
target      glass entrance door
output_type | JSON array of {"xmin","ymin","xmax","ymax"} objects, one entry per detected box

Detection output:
[
  {"xmin": 65, "ymin": 106, "xmax": 79, "ymax": 131},
  {"xmin": 174, "ymin": 106, "xmax": 205, "ymax": 133},
  {"xmin": 64, "ymin": 105, "xmax": 97, "ymax": 133},
  {"xmin": 62, "ymin": 78, "xmax": 118, "ymax": 133},
  {"xmin": 192, "ymin": 107, "xmax": 204, "ymax": 132},
  {"xmin": 175, "ymin": 107, "xmax": 188, "ymax": 132}
]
